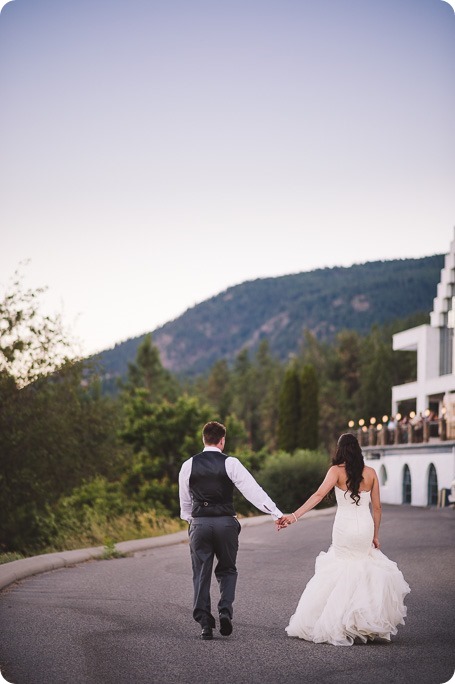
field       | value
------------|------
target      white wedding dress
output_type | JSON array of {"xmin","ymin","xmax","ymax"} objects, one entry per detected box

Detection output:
[{"xmin": 285, "ymin": 486, "xmax": 410, "ymax": 646}]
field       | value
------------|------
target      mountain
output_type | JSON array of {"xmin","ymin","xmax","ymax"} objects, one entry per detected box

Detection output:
[{"xmin": 95, "ymin": 254, "xmax": 444, "ymax": 381}]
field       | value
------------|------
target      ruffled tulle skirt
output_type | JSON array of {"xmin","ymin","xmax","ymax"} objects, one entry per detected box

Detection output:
[{"xmin": 285, "ymin": 545, "xmax": 410, "ymax": 646}]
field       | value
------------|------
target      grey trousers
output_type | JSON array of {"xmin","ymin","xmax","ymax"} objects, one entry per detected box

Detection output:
[{"xmin": 188, "ymin": 516, "xmax": 241, "ymax": 627}]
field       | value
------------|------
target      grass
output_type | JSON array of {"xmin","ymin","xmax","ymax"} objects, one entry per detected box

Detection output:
[
  {"xmin": 50, "ymin": 511, "xmax": 186, "ymax": 552},
  {"xmin": 0, "ymin": 552, "xmax": 25, "ymax": 565},
  {"xmin": 0, "ymin": 511, "xmax": 186, "ymax": 562},
  {"xmin": 99, "ymin": 538, "xmax": 127, "ymax": 560}
]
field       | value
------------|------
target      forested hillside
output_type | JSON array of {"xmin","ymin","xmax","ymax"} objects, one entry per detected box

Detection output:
[
  {"xmin": 0, "ymin": 259, "xmax": 442, "ymax": 555},
  {"xmin": 96, "ymin": 255, "xmax": 443, "ymax": 381}
]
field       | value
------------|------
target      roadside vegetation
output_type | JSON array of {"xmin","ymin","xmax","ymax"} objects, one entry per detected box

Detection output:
[{"xmin": 1, "ymin": 269, "xmax": 420, "ymax": 558}]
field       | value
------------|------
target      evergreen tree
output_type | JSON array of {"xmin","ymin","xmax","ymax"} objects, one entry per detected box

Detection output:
[
  {"xmin": 356, "ymin": 326, "xmax": 394, "ymax": 420},
  {"xmin": 277, "ymin": 362, "xmax": 301, "ymax": 452},
  {"xmin": 0, "ymin": 362, "xmax": 125, "ymax": 552},
  {"xmin": 231, "ymin": 349, "xmax": 257, "ymax": 448},
  {"xmin": 254, "ymin": 340, "xmax": 283, "ymax": 451},
  {"xmin": 205, "ymin": 359, "xmax": 232, "ymax": 421},
  {"xmin": 300, "ymin": 364, "xmax": 319, "ymax": 449},
  {"xmin": 0, "ymin": 272, "xmax": 126, "ymax": 552},
  {"xmin": 120, "ymin": 393, "xmax": 212, "ymax": 506},
  {"xmin": 119, "ymin": 391, "xmax": 248, "ymax": 517},
  {"xmin": 300, "ymin": 330, "xmax": 358, "ymax": 449},
  {"xmin": 336, "ymin": 330, "xmax": 362, "ymax": 403},
  {"xmin": 124, "ymin": 333, "xmax": 177, "ymax": 402}
]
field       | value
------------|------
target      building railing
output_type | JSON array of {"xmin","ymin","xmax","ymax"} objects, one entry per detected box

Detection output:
[{"xmin": 349, "ymin": 417, "xmax": 448, "ymax": 447}]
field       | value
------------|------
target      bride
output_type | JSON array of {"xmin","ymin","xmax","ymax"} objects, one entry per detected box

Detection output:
[{"xmin": 279, "ymin": 432, "xmax": 410, "ymax": 646}]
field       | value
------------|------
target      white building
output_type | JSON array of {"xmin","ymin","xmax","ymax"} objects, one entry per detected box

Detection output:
[{"xmin": 364, "ymin": 229, "xmax": 455, "ymax": 506}]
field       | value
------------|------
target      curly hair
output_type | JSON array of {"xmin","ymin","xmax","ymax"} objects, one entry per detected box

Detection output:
[{"xmin": 331, "ymin": 433, "xmax": 365, "ymax": 505}]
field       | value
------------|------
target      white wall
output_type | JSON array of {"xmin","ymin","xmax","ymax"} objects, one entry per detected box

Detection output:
[{"xmin": 366, "ymin": 445, "xmax": 455, "ymax": 506}]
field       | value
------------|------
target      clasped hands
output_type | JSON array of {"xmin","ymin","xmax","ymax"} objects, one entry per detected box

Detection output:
[{"xmin": 275, "ymin": 514, "xmax": 297, "ymax": 531}]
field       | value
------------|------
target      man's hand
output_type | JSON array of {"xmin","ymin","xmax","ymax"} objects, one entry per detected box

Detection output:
[
  {"xmin": 281, "ymin": 514, "xmax": 296, "ymax": 526},
  {"xmin": 275, "ymin": 516, "xmax": 289, "ymax": 531}
]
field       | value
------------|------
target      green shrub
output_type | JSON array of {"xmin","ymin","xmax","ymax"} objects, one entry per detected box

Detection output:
[
  {"xmin": 257, "ymin": 449, "xmax": 332, "ymax": 513},
  {"xmin": 43, "ymin": 475, "xmax": 184, "ymax": 551},
  {"xmin": 100, "ymin": 538, "xmax": 126, "ymax": 560}
]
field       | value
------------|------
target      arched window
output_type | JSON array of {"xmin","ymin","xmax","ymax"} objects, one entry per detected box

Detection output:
[
  {"xmin": 427, "ymin": 464, "xmax": 438, "ymax": 506},
  {"xmin": 402, "ymin": 465, "xmax": 412, "ymax": 504},
  {"xmin": 379, "ymin": 465, "xmax": 388, "ymax": 486}
]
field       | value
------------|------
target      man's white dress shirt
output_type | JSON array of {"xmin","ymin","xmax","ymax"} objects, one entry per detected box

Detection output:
[{"xmin": 178, "ymin": 446, "xmax": 283, "ymax": 522}]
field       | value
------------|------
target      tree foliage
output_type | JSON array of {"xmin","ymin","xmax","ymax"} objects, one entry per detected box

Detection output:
[
  {"xmin": 119, "ymin": 393, "xmax": 213, "ymax": 516},
  {"xmin": 0, "ymin": 273, "xmax": 127, "ymax": 552},
  {"xmin": 0, "ymin": 268, "xmax": 73, "ymax": 387},
  {"xmin": 123, "ymin": 333, "xmax": 178, "ymax": 402},
  {"xmin": 300, "ymin": 364, "xmax": 319, "ymax": 449},
  {"xmin": 1, "ymin": 267, "xmax": 429, "ymax": 556},
  {"xmin": 0, "ymin": 362, "xmax": 126, "ymax": 551},
  {"xmin": 277, "ymin": 363, "xmax": 301, "ymax": 452},
  {"xmin": 258, "ymin": 450, "xmax": 331, "ymax": 513}
]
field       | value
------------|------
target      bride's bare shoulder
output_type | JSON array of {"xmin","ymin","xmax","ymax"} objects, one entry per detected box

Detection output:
[
  {"xmin": 329, "ymin": 464, "xmax": 346, "ymax": 488},
  {"xmin": 363, "ymin": 465, "xmax": 377, "ymax": 476},
  {"xmin": 328, "ymin": 464, "xmax": 345, "ymax": 474},
  {"xmin": 362, "ymin": 465, "xmax": 378, "ymax": 485}
]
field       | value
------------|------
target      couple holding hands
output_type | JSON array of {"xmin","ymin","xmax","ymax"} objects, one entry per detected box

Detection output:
[{"xmin": 178, "ymin": 421, "xmax": 409, "ymax": 645}]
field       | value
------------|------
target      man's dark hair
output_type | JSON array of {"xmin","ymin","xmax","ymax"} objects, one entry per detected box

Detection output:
[{"xmin": 202, "ymin": 421, "xmax": 226, "ymax": 445}]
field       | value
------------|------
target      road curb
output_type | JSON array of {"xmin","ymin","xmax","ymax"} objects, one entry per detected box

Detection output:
[{"xmin": 0, "ymin": 507, "xmax": 335, "ymax": 592}]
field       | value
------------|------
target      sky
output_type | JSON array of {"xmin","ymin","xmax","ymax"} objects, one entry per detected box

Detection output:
[{"xmin": 1, "ymin": 0, "xmax": 454, "ymax": 356}]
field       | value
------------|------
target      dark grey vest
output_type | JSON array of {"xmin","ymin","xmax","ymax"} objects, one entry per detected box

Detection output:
[{"xmin": 190, "ymin": 451, "xmax": 235, "ymax": 517}]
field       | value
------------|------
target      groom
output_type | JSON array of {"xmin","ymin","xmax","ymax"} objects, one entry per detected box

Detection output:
[{"xmin": 178, "ymin": 421, "xmax": 285, "ymax": 640}]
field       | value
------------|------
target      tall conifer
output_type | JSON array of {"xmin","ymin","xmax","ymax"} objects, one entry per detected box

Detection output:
[
  {"xmin": 277, "ymin": 363, "xmax": 301, "ymax": 452},
  {"xmin": 300, "ymin": 364, "xmax": 319, "ymax": 449}
]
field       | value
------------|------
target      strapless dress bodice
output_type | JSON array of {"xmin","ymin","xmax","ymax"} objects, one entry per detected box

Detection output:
[{"xmin": 334, "ymin": 485, "xmax": 371, "ymax": 508}]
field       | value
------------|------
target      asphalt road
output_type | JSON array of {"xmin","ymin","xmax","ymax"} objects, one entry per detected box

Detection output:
[{"xmin": 0, "ymin": 505, "xmax": 454, "ymax": 684}]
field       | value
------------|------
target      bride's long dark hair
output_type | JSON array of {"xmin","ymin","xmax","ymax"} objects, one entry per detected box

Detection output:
[{"xmin": 332, "ymin": 433, "xmax": 365, "ymax": 505}]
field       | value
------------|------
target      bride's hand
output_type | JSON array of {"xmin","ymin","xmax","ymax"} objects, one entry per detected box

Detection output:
[
  {"xmin": 278, "ymin": 515, "xmax": 295, "ymax": 528},
  {"xmin": 275, "ymin": 517, "xmax": 289, "ymax": 531},
  {"xmin": 373, "ymin": 536, "xmax": 380, "ymax": 549}
]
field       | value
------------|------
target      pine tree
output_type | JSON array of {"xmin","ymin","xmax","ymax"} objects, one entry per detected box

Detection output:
[
  {"xmin": 124, "ymin": 334, "xmax": 177, "ymax": 402},
  {"xmin": 255, "ymin": 340, "xmax": 283, "ymax": 451},
  {"xmin": 277, "ymin": 363, "xmax": 301, "ymax": 452},
  {"xmin": 205, "ymin": 359, "xmax": 232, "ymax": 420},
  {"xmin": 231, "ymin": 349, "xmax": 256, "ymax": 448},
  {"xmin": 300, "ymin": 364, "xmax": 319, "ymax": 449},
  {"xmin": 356, "ymin": 326, "xmax": 393, "ymax": 420}
]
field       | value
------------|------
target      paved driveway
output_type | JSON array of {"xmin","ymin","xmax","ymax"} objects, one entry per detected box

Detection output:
[{"xmin": 0, "ymin": 505, "xmax": 454, "ymax": 684}]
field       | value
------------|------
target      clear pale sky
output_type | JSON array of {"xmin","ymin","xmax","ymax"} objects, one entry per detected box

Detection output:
[{"xmin": 1, "ymin": 0, "xmax": 454, "ymax": 356}]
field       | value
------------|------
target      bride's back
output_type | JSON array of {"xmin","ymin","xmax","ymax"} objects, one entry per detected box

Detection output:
[{"xmin": 334, "ymin": 464, "xmax": 376, "ymax": 493}]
